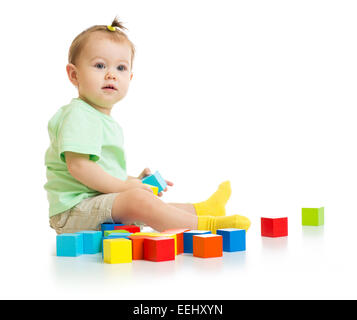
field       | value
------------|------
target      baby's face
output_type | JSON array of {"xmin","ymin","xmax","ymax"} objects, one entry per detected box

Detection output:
[{"xmin": 71, "ymin": 33, "xmax": 133, "ymax": 114}]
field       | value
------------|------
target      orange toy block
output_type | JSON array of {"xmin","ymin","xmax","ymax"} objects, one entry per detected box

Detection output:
[
  {"xmin": 163, "ymin": 228, "xmax": 190, "ymax": 254},
  {"xmin": 193, "ymin": 234, "xmax": 223, "ymax": 258},
  {"xmin": 129, "ymin": 235, "xmax": 150, "ymax": 260}
]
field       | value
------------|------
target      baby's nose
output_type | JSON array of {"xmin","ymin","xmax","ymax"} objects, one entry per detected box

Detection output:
[{"xmin": 105, "ymin": 71, "xmax": 117, "ymax": 80}]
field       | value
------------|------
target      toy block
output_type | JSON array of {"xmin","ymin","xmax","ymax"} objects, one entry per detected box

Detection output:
[
  {"xmin": 106, "ymin": 233, "xmax": 131, "ymax": 239},
  {"xmin": 163, "ymin": 228, "xmax": 190, "ymax": 254},
  {"xmin": 302, "ymin": 207, "xmax": 324, "ymax": 226},
  {"xmin": 123, "ymin": 232, "xmax": 165, "ymax": 260},
  {"xmin": 144, "ymin": 184, "xmax": 159, "ymax": 195},
  {"xmin": 103, "ymin": 238, "xmax": 132, "ymax": 264},
  {"xmin": 159, "ymin": 233, "xmax": 177, "ymax": 255},
  {"xmin": 216, "ymin": 228, "xmax": 246, "ymax": 252},
  {"xmin": 100, "ymin": 223, "xmax": 124, "ymax": 235},
  {"xmin": 101, "ymin": 235, "xmax": 128, "ymax": 258},
  {"xmin": 131, "ymin": 232, "xmax": 159, "ymax": 236},
  {"xmin": 56, "ymin": 233, "xmax": 84, "ymax": 257},
  {"xmin": 104, "ymin": 230, "xmax": 131, "ymax": 237},
  {"xmin": 193, "ymin": 234, "xmax": 223, "ymax": 258},
  {"xmin": 132, "ymin": 232, "xmax": 177, "ymax": 255},
  {"xmin": 129, "ymin": 235, "xmax": 151, "ymax": 260},
  {"xmin": 183, "ymin": 230, "xmax": 211, "ymax": 253},
  {"xmin": 114, "ymin": 225, "xmax": 141, "ymax": 233},
  {"xmin": 101, "ymin": 233, "xmax": 131, "ymax": 257},
  {"xmin": 76, "ymin": 230, "xmax": 102, "ymax": 254},
  {"xmin": 261, "ymin": 217, "xmax": 288, "ymax": 237},
  {"xmin": 102, "ymin": 230, "xmax": 131, "ymax": 254},
  {"xmin": 141, "ymin": 171, "xmax": 167, "ymax": 193},
  {"xmin": 144, "ymin": 237, "xmax": 175, "ymax": 262}
]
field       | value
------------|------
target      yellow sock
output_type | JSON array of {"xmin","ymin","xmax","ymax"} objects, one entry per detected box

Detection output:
[
  {"xmin": 193, "ymin": 181, "xmax": 231, "ymax": 216},
  {"xmin": 197, "ymin": 215, "xmax": 251, "ymax": 234}
]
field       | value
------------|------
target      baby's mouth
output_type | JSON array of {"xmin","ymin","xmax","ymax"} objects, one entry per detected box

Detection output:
[{"xmin": 102, "ymin": 85, "xmax": 117, "ymax": 91}]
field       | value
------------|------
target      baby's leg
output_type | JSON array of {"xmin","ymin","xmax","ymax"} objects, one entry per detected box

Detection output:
[
  {"xmin": 168, "ymin": 203, "xmax": 196, "ymax": 215},
  {"xmin": 111, "ymin": 188, "xmax": 251, "ymax": 233},
  {"xmin": 111, "ymin": 189, "xmax": 198, "ymax": 232}
]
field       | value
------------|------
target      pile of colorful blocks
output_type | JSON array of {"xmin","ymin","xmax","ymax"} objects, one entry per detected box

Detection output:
[
  {"xmin": 56, "ymin": 224, "xmax": 247, "ymax": 263},
  {"xmin": 56, "ymin": 206, "xmax": 324, "ymax": 263}
]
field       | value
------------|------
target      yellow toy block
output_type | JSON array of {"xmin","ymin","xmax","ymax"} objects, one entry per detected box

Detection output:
[
  {"xmin": 131, "ymin": 232, "xmax": 159, "ymax": 237},
  {"xmin": 103, "ymin": 238, "xmax": 132, "ymax": 264},
  {"xmin": 144, "ymin": 184, "xmax": 159, "ymax": 195}
]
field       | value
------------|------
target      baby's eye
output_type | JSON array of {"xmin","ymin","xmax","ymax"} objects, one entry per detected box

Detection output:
[
  {"xmin": 117, "ymin": 65, "xmax": 127, "ymax": 71},
  {"xmin": 95, "ymin": 63, "xmax": 105, "ymax": 69}
]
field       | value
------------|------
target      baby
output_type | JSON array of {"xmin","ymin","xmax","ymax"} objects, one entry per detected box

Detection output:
[{"xmin": 44, "ymin": 17, "xmax": 251, "ymax": 234}]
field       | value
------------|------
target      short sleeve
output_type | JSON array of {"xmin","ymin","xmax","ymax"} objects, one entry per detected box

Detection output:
[{"xmin": 58, "ymin": 106, "xmax": 103, "ymax": 163}]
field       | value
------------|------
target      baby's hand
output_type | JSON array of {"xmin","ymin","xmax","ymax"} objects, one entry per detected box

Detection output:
[
  {"xmin": 137, "ymin": 167, "xmax": 152, "ymax": 180},
  {"xmin": 158, "ymin": 179, "xmax": 174, "ymax": 197},
  {"xmin": 137, "ymin": 167, "xmax": 174, "ymax": 197},
  {"xmin": 122, "ymin": 178, "xmax": 153, "ymax": 193}
]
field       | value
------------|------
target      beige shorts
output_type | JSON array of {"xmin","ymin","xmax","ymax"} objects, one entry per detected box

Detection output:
[{"xmin": 49, "ymin": 193, "xmax": 117, "ymax": 234}]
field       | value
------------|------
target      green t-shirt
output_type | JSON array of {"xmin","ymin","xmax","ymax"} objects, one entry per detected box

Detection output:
[{"xmin": 44, "ymin": 98, "xmax": 127, "ymax": 217}]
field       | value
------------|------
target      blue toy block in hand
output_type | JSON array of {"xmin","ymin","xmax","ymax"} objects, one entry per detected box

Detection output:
[
  {"xmin": 216, "ymin": 228, "xmax": 246, "ymax": 252},
  {"xmin": 56, "ymin": 233, "xmax": 84, "ymax": 257},
  {"xmin": 141, "ymin": 171, "xmax": 167, "ymax": 193},
  {"xmin": 77, "ymin": 231, "xmax": 102, "ymax": 254}
]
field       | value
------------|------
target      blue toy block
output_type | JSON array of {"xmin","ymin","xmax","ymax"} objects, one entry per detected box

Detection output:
[
  {"xmin": 106, "ymin": 233, "xmax": 131, "ymax": 239},
  {"xmin": 56, "ymin": 233, "xmax": 84, "ymax": 257},
  {"xmin": 183, "ymin": 230, "xmax": 211, "ymax": 253},
  {"xmin": 100, "ymin": 223, "xmax": 124, "ymax": 236},
  {"xmin": 216, "ymin": 228, "xmax": 246, "ymax": 252},
  {"xmin": 141, "ymin": 171, "xmax": 167, "ymax": 193},
  {"xmin": 76, "ymin": 231, "xmax": 102, "ymax": 254}
]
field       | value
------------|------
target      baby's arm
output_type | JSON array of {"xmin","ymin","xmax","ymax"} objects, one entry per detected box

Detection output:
[{"xmin": 65, "ymin": 152, "xmax": 153, "ymax": 194}]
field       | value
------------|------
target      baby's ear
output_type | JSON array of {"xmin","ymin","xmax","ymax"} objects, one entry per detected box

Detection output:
[
  {"xmin": 130, "ymin": 72, "xmax": 133, "ymax": 81},
  {"xmin": 66, "ymin": 63, "xmax": 79, "ymax": 87}
]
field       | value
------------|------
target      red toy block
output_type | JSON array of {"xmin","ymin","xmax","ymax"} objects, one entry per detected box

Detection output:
[
  {"xmin": 261, "ymin": 217, "xmax": 288, "ymax": 237},
  {"xmin": 114, "ymin": 225, "xmax": 141, "ymax": 233},
  {"xmin": 144, "ymin": 237, "xmax": 175, "ymax": 262},
  {"xmin": 162, "ymin": 228, "xmax": 189, "ymax": 254},
  {"xmin": 193, "ymin": 234, "xmax": 223, "ymax": 258},
  {"xmin": 129, "ymin": 235, "xmax": 149, "ymax": 260}
]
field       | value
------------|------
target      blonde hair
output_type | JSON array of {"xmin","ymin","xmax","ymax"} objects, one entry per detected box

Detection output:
[{"xmin": 68, "ymin": 17, "xmax": 135, "ymax": 68}]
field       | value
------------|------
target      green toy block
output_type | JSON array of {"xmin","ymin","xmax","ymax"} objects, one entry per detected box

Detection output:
[
  {"xmin": 104, "ymin": 230, "xmax": 131, "ymax": 237},
  {"xmin": 302, "ymin": 207, "xmax": 324, "ymax": 226}
]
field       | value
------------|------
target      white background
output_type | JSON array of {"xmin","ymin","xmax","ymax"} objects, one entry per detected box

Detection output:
[{"xmin": 0, "ymin": 0, "xmax": 357, "ymax": 299}]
